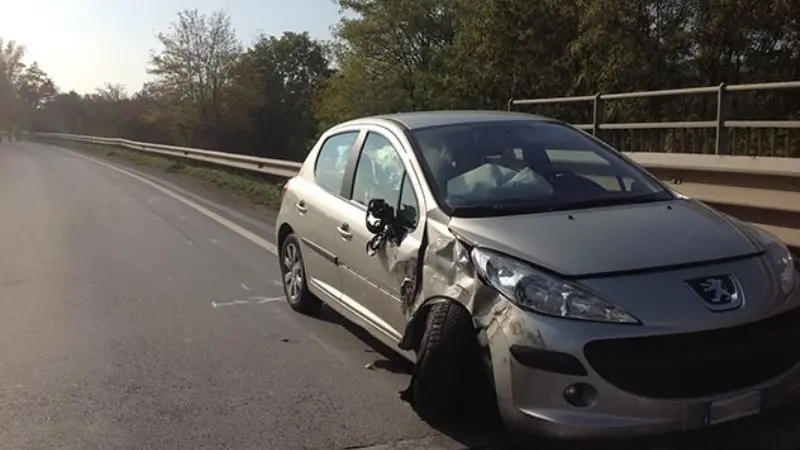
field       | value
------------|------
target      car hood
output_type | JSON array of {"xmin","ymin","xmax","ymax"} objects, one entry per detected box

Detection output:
[{"xmin": 448, "ymin": 199, "xmax": 764, "ymax": 277}]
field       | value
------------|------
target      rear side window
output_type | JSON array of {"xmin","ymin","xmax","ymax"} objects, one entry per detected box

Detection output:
[{"xmin": 314, "ymin": 132, "xmax": 359, "ymax": 194}]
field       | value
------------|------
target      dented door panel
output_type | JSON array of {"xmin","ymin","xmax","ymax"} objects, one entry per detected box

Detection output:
[{"xmin": 334, "ymin": 126, "xmax": 428, "ymax": 339}]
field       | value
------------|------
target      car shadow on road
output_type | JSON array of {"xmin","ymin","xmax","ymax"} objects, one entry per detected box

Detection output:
[{"xmin": 312, "ymin": 305, "xmax": 415, "ymax": 374}]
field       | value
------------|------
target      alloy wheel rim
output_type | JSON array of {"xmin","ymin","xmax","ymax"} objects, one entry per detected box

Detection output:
[{"xmin": 283, "ymin": 242, "xmax": 303, "ymax": 301}]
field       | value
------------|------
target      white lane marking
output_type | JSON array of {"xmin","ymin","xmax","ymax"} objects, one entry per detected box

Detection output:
[
  {"xmin": 112, "ymin": 162, "xmax": 277, "ymax": 238},
  {"xmin": 272, "ymin": 280, "xmax": 282, "ymax": 287},
  {"xmin": 212, "ymin": 300, "xmax": 249, "ymax": 308},
  {"xmin": 211, "ymin": 238, "xmax": 219, "ymax": 244},
  {"xmin": 211, "ymin": 296, "xmax": 282, "ymax": 308},
  {"xmin": 250, "ymin": 296, "xmax": 284, "ymax": 304},
  {"xmin": 59, "ymin": 148, "xmax": 279, "ymax": 255},
  {"xmin": 240, "ymin": 283, "xmax": 251, "ymax": 291}
]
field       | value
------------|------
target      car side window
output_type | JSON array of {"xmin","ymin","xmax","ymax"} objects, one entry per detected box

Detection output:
[
  {"xmin": 397, "ymin": 173, "xmax": 419, "ymax": 229},
  {"xmin": 352, "ymin": 132, "xmax": 419, "ymax": 229},
  {"xmin": 314, "ymin": 131, "xmax": 359, "ymax": 194},
  {"xmin": 352, "ymin": 133, "xmax": 405, "ymax": 205}
]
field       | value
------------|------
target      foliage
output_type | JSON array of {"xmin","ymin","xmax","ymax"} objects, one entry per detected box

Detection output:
[
  {"xmin": 5, "ymin": 1, "xmax": 800, "ymax": 158},
  {"xmin": 0, "ymin": 39, "xmax": 57, "ymax": 131}
]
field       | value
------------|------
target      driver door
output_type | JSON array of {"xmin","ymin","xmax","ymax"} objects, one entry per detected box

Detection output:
[{"xmin": 327, "ymin": 129, "xmax": 424, "ymax": 342}]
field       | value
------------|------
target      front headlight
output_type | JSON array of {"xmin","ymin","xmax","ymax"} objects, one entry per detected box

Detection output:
[
  {"xmin": 470, "ymin": 247, "xmax": 640, "ymax": 324},
  {"xmin": 755, "ymin": 228, "xmax": 797, "ymax": 295}
]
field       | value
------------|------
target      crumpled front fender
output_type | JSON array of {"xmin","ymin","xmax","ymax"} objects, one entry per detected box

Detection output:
[{"xmin": 395, "ymin": 215, "xmax": 518, "ymax": 354}]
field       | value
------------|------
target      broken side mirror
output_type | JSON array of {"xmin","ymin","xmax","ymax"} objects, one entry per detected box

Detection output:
[
  {"xmin": 366, "ymin": 198, "xmax": 396, "ymax": 235},
  {"xmin": 365, "ymin": 198, "xmax": 406, "ymax": 255}
]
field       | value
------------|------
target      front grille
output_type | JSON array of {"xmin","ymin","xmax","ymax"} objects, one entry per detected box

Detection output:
[{"xmin": 584, "ymin": 306, "xmax": 800, "ymax": 399}]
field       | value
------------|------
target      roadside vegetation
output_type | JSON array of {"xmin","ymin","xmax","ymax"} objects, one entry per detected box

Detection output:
[{"xmin": 2, "ymin": 1, "xmax": 799, "ymax": 160}]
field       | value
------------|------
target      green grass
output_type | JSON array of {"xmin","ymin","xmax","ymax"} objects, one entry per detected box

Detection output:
[{"xmin": 37, "ymin": 138, "xmax": 284, "ymax": 208}]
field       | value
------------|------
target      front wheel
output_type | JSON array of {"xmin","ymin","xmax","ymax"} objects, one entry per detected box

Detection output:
[
  {"xmin": 408, "ymin": 302, "xmax": 498, "ymax": 425},
  {"xmin": 279, "ymin": 233, "xmax": 322, "ymax": 315}
]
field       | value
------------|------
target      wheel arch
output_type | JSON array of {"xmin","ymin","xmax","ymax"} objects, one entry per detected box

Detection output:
[{"xmin": 277, "ymin": 223, "xmax": 294, "ymax": 250}]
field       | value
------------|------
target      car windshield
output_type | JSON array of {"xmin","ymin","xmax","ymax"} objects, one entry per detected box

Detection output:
[{"xmin": 411, "ymin": 120, "xmax": 672, "ymax": 216}]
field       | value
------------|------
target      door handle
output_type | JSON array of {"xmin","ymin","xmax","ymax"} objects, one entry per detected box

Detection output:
[
  {"xmin": 295, "ymin": 200, "xmax": 307, "ymax": 214},
  {"xmin": 337, "ymin": 223, "xmax": 353, "ymax": 240}
]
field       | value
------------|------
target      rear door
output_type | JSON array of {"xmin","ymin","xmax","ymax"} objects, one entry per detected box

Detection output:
[
  {"xmin": 328, "ymin": 128, "xmax": 425, "ymax": 340},
  {"xmin": 292, "ymin": 129, "xmax": 363, "ymax": 302}
]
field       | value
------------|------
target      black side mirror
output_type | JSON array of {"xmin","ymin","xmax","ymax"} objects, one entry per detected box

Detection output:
[
  {"xmin": 366, "ymin": 198, "xmax": 396, "ymax": 234},
  {"xmin": 365, "ymin": 198, "xmax": 406, "ymax": 255}
]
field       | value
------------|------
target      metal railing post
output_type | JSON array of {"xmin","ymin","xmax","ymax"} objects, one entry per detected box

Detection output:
[
  {"xmin": 592, "ymin": 93, "xmax": 604, "ymax": 136},
  {"xmin": 715, "ymin": 82, "xmax": 729, "ymax": 155}
]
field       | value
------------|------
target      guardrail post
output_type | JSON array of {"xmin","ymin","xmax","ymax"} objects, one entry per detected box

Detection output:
[
  {"xmin": 592, "ymin": 93, "xmax": 604, "ymax": 136},
  {"xmin": 715, "ymin": 82, "xmax": 729, "ymax": 155},
  {"xmin": 507, "ymin": 98, "xmax": 514, "ymax": 112}
]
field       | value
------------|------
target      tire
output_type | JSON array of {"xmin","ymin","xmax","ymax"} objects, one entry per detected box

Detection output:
[
  {"xmin": 279, "ymin": 233, "xmax": 322, "ymax": 315},
  {"xmin": 409, "ymin": 302, "xmax": 498, "ymax": 425}
]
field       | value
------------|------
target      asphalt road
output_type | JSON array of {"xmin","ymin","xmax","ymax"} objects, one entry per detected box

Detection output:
[{"xmin": 1, "ymin": 140, "xmax": 799, "ymax": 450}]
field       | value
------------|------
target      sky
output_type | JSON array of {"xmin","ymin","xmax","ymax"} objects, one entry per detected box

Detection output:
[{"xmin": 0, "ymin": 0, "xmax": 344, "ymax": 94}]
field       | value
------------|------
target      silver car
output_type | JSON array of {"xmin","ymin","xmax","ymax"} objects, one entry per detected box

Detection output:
[{"xmin": 274, "ymin": 111, "xmax": 799, "ymax": 439}]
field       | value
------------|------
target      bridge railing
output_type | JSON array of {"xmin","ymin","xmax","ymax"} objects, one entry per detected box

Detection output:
[{"xmin": 510, "ymin": 80, "xmax": 800, "ymax": 158}]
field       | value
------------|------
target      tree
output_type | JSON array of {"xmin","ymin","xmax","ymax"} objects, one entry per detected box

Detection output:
[
  {"xmin": 317, "ymin": 0, "xmax": 457, "ymax": 126},
  {"xmin": 95, "ymin": 83, "xmax": 128, "ymax": 102},
  {"xmin": 148, "ymin": 9, "xmax": 241, "ymax": 106},
  {"xmin": 228, "ymin": 32, "xmax": 333, "ymax": 159},
  {"xmin": 16, "ymin": 62, "xmax": 57, "ymax": 130},
  {"xmin": 0, "ymin": 39, "xmax": 27, "ymax": 130},
  {"xmin": 147, "ymin": 9, "xmax": 242, "ymax": 147},
  {"xmin": 444, "ymin": 0, "xmax": 581, "ymax": 109}
]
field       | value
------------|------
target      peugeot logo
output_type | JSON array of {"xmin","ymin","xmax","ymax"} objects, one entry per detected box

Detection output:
[{"xmin": 685, "ymin": 274, "xmax": 744, "ymax": 311}]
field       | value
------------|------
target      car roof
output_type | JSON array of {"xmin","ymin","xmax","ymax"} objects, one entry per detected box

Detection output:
[{"xmin": 345, "ymin": 110, "xmax": 560, "ymax": 131}]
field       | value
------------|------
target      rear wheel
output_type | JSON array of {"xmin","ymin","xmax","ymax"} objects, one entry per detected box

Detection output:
[
  {"xmin": 409, "ymin": 302, "xmax": 498, "ymax": 425},
  {"xmin": 279, "ymin": 234, "xmax": 322, "ymax": 315}
]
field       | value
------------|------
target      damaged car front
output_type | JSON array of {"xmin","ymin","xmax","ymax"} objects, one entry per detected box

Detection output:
[{"xmin": 398, "ymin": 116, "xmax": 800, "ymax": 439}]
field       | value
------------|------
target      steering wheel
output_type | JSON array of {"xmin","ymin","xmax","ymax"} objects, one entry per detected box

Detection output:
[{"xmin": 552, "ymin": 170, "xmax": 607, "ymax": 195}]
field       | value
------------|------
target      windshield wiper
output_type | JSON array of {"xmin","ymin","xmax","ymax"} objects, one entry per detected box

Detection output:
[
  {"xmin": 546, "ymin": 192, "xmax": 670, "ymax": 212},
  {"xmin": 450, "ymin": 192, "xmax": 672, "ymax": 217},
  {"xmin": 450, "ymin": 203, "xmax": 550, "ymax": 218}
]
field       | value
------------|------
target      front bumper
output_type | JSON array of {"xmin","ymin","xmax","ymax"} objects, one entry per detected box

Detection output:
[{"xmin": 485, "ymin": 273, "xmax": 800, "ymax": 439}]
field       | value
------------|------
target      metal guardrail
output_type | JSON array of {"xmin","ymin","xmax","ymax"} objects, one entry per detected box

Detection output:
[
  {"xmin": 36, "ymin": 133, "xmax": 302, "ymax": 178},
  {"xmin": 33, "ymin": 131, "xmax": 800, "ymax": 254},
  {"xmin": 510, "ymin": 80, "xmax": 800, "ymax": 158}
]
